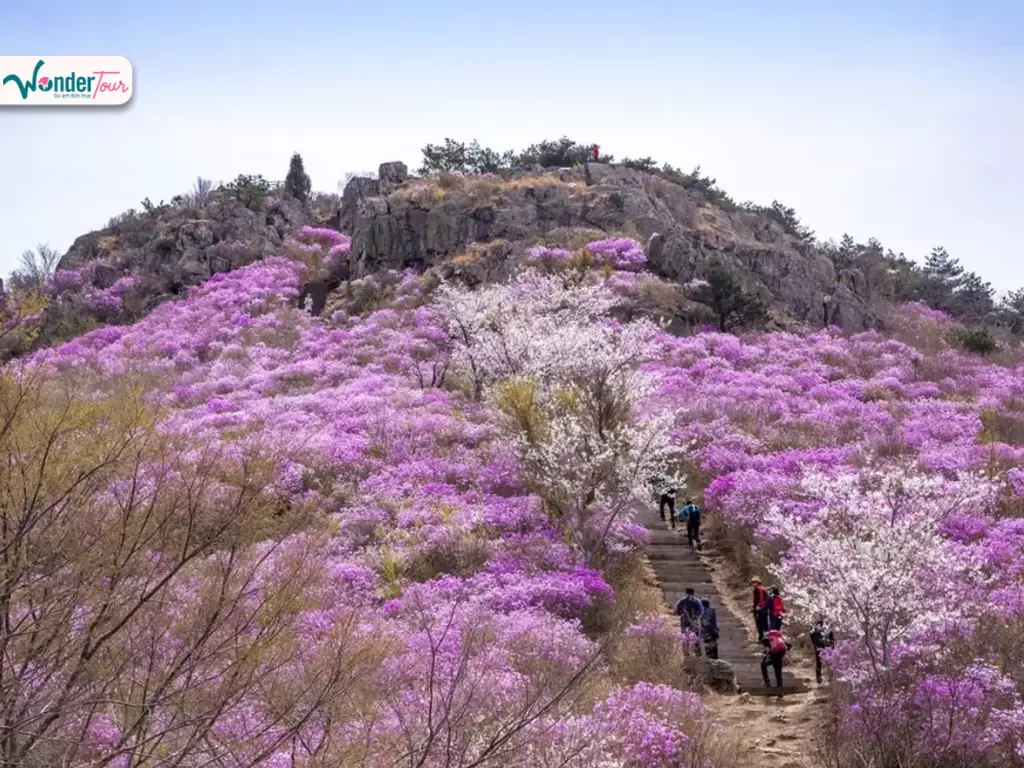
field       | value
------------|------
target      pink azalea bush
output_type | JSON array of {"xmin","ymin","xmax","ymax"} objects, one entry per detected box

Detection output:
[
  {"xmin": 525, "ymin": 237, "xmax": 647, "ymax": 272},
  {"xmin": 285, "ymin": 225, "xmax": 351, "ymax": 277},
  {"xmin": 41, "ymin": 262, "xmax": 140, "ymax": 318},
  {"xmin": 586, "ymin": 238, "xmax": 647, "ymax": 270}
]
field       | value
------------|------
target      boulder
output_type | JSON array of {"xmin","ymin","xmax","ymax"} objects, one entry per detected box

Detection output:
[
  {"xmin": 378, "ymin": 161, "xmax": 408, "ymax": 186},
  {"xmin": 684, "ymin": 656, "xmax": 738, "ymax": 693}
]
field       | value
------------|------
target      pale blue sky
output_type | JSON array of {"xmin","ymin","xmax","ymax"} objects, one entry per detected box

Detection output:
[{"xmin": 1, "ymin": 1, "xmax": 1021, "ymax": 289}]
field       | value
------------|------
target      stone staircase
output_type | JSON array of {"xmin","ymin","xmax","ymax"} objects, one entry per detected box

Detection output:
[{"xmin": 640, "ymin": 504, "xmax": 808, "ymax": 696}]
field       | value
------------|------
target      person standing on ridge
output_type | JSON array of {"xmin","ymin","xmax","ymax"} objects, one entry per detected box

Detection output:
[
  {"xmin": 752, "ymin": 577, "xmax": 770, "ymax": 642},
  {"xmin": 768, "ymin": 586, "xmax": 786, "ymax": 631},
  {"xmin": 761, "ymin": 628, "xmax": 791, "ymax": 691},
  {"xmin": 810, "ymin": 616, "xmax": 835, "ymax": 684},
  {"xmin": 680, "ymin": 499, "xmax": 702, "ymax": 548},
  {"xmin": 699, "ymin": 598, "xmax": 720, "ymax": 659},
  {"xmin": 674, "ymin": 588, "xmax": 703, "ymax": 655},
  {"xmin": 591, "ymin": 144, "xmax": 600, "ymax": 161},
  {"xmin": 659, "ymin": 483, "xmax": 677, "ymax": 529}
]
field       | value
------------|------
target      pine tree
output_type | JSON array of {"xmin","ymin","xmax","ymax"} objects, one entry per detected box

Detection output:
[
  {"xmin": 284, "ymin": 152, "xmax": 312, "ymax": 204},
  {"xmin": 954, "ymin": 272, "xmax": 995, "ymax": 323},
  {"xmin": 419, "ymin": 139, "xmax": 468, "ymax": 174},
  {"xmin": 836, "ymin": 234, "xmax": 857, "ymax": 268},
  {"xmin": 922, "ymin": 247, "xmax": 963, "ymax": 287},
  {"xmin": 920, "ymin": 246, "xmax": 964, "ymax": 313}
]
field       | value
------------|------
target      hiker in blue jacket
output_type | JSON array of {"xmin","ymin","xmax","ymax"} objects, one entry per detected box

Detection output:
[{"xmin": 678, "ymin": 499, "xmax": 703, "ymax": 548}]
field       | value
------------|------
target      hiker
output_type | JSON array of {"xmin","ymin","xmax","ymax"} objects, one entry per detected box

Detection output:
[
  {"xmin": 768, "ymin": 587, "xmax": 786, "ymax": 631},
  {"xmin": 591, "ymin": 144, "xmax": 600, "ymax": 161},
  {"xmin": 674, "ymin": 588, "xmax": 703, "ymax": 655},
  {"xmin": 761, "ymin": 628, "xmax": 791, "ymax": 690},
  {"xmin": 751, "ymin": 577, "xmax": 770, "ymax": 641},
  {"xmin": 699, "ymin": 598, "xmax": 720, "ymax": 659},
  {"xmin": 679, "ymin": 499, "xmax": 702, "ymax": 548},
  {"xmin": 810, "ymin": 616, "xmax": 835, "ymax": 684},
  {"xmin": 659, "ymin": 483, "xmax": 677, "ymax": 529}
]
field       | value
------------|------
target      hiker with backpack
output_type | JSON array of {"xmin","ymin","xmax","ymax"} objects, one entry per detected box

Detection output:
[
  {"xmin": 761, "ymin": 628, "xmax": 791, "ymax": 690},
  {"xmin": 768, "ymin": 587, "xmax": 786, "ymax": 631},
  {"xmin": 679, "ymin": 499, "xmax": 702, "ymax": 548},
  {"xmin": 699, "ymin": 598, "xmax": 720, "ymax": 659},
  {"xmin": 674, "ymin": 587, "xmax": 703, "ymax": 655},
  {"xmin": 810, "ymin": 616, "xmax": 835, "ymax": 684},
  {"xmin": 751, "ymin": 577, "xmax": 770, "ymax": 642},
  {"xmin": 659, "ymin": 483, "xmax": 677, "ymax": 530}
]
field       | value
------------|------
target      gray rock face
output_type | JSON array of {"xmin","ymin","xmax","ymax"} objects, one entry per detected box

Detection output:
[
  {"xmin": 339, "ymin": 177, "xmax": 382, "ymax": 233},
  {"xmin": 342, "ymin": 163, "xmax": 876, "ymax": 331},
  {"xmin": 347, "ymin": 177, "xmax": 585, "ymax": 277}
]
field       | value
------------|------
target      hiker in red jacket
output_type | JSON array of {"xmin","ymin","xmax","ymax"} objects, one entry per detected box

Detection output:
[
  {"xmin": 751, "ymin": 577, "xmax": 770, "ymax": 641},
  {"xmin": 761, "ymin": 629, "xmax": 791, "ymax": 690},
  {"xmin": 591, "ymin": 144, "xmax": 600, "ymax": 161},
  {"xmin": 769, "ymin": 586, "xmax": 786, "ymax": 631}
]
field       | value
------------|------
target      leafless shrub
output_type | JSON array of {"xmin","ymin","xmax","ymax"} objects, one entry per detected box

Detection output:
[{"xmin": 183, "ymin": 176, "xmax": 216, "ymax": 207}]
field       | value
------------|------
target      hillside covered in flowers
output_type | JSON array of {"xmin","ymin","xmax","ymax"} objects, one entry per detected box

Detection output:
[
  {"xmin": 651, "ymin": 305, "xmax": 1024, "ymax": 763},
  {"xmin": 4, "ymin": 219, "xmax": 1024, "ymax": 766}
]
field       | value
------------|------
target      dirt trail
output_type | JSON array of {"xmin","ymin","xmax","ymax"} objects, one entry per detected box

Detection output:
[{"xmin": 639, "ymin": 505, "xmax": 825, "ymax": 766}]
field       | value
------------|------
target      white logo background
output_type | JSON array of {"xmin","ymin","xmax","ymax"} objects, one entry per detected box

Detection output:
[{"xmin": 0, "ymin": 56, "xmax": 132, "ymax": 106}]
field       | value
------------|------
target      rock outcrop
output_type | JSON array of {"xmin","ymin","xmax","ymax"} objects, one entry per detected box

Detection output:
[
  {"xmin": 58, "ymin": 193, "xmax": 308, "ymax": 296},
  {"xmin": 341, "ymin": 162, "xmax": 877, "ymax": 330}
]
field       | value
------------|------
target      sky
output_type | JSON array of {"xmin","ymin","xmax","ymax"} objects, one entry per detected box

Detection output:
[{"xmin": 1, "ymin": 0, "xmax": 1022, "ymax": 290}]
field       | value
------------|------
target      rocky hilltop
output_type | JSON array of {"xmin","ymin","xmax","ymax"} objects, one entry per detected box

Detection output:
[
  {"xmin": 342, "ymin": 161, "xmax": 875, "ymax": 331},
  {"xmin": 30, "ymin": 153, "xmax": 948, "ymax": 360}
]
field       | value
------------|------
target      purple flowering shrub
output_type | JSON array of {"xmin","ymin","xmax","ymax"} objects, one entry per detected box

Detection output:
[
  {"xmin": 586, "ymin": 238, "xmax": 647, "ymax": 270},
  {"xmin": 283, "ymin": 225, "xmax": 351, "ymax": 280},
  {"xmin": 525, "ymin": 237, "xmax": 648, "ymax": 274},
  {"xmin": 40, "ymin": 261, "xmax": 142, "ymax": 321}
]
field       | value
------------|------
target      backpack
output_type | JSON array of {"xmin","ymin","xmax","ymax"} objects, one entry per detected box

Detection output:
[{"xmin": 768, "ymin": 632, "xmax": 787, "ymax": 654}]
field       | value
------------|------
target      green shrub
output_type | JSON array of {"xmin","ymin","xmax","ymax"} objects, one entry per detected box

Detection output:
[
  {"xmin": 950, "ymin": 327, "xmax": 997, "ymax": 354},
  {"xmin": 224, "ymin": 174, "xmax": 270, "ymax": 211}
]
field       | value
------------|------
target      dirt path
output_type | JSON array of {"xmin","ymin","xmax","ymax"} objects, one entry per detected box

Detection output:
[{"xmin": 639, "ymin": 505, "xmax": 825, "ymax": 767}]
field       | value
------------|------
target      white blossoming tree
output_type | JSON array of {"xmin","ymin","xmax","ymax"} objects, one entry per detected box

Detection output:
[
  {"xmin": 435, "ymin": 269, "xmax": 685, "ymax": 565},
  {"xmin": 765, "ymin": 466, "xmax": 995, "ymax": 673}
]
